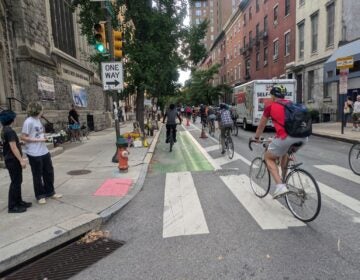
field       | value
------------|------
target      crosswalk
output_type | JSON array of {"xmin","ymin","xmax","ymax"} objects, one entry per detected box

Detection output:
[{"xmin": 160, "ymin": 124, "xmax": 360, "ymax": 238}]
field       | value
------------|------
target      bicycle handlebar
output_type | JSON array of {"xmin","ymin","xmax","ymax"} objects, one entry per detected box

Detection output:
[{"xmin": 248, "ymin": 137, "xmax": 267, "ymax": 151}]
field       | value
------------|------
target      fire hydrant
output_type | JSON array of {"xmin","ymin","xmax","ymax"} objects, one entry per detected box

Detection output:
[{"xmin": 117, "ymin": 138, "xmax": 129, "ymax": 172}]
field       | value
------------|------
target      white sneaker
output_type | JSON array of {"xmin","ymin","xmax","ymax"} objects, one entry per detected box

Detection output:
[
  {"xmin": 273, "ymin": 184, "xmax": 289, "ymax": 199},
  {"xmin": 51, "ymin": 193, "xmax": 63, "ymax": 199},
  {"xmin": 38, "ymin": 198, "xmax": 47, "ymax": 204}
]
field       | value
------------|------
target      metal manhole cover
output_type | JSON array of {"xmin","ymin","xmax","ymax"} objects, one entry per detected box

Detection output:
[
  {"xmin": 4, "ymin": 238, "xmax": 124, "ymax": 280},
  {"xmin": 67, "ymin": 169, "xmax": 92, "ymax": 175}
]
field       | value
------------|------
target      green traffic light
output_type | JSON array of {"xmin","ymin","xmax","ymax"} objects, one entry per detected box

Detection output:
[{"xmin": 95, "ymin": 43, "xmax": 105, "ymax": 53}]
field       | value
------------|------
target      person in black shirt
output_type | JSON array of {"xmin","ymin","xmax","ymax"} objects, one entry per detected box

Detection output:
[
  {"xmin": 68, "ymin": 104, "xmax": 80, "ymax": 142},
  {"xmin": 0, "ymin": 110, "xmax": 32, "ymax": 213}
]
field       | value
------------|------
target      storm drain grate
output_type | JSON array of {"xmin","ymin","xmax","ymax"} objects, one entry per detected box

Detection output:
[
  {"xmin": 67, "ymin": 169, "xmax": 92, "ymax": 175},
  {"xmin": 4, "ymin": 238, "xmax": 123, "ymax": 280}
]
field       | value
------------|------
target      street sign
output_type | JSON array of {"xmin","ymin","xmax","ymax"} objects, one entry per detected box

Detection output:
[
  {"xmin": 101, "ymin": 62, "xmax": 123, "ymax": 91},
  {"xmin": 339, "ymin": 69, "xmax": 349, "ymax": 94},
  {"xmin": 336, "ymin": 56, "xmax": 354, "ymax": 69}
]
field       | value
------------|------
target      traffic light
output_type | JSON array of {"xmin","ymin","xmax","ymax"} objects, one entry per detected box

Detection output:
[
  {"xmin": 93, "ymin": 23, "xmax": 107, "ymax": 53},
  {"xmin": 113, "ymin": 30, "xmax": 123, "ymax": 59}
]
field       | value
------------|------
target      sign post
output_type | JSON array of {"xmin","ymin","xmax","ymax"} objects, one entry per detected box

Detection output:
[{"xmin": 336, "ymin": 56, "xmax": 353, "ymax": 134}]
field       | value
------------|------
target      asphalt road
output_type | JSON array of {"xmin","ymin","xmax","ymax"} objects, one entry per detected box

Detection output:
[{"xmin": 73, "ymin": 120, "xmax": 360, "ymax": 280}]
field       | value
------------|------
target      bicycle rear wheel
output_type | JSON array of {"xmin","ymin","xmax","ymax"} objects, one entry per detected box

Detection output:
[
  {"xmin": 249, "ymin": 157, "xmax": 270, "ymax": 198},
  {"xmin": 285, "ymin": 168, "xmax": 321, "ymax": 222},
  {"xmin": 349, "ymin": 143, "xmax": 360, "ymax": 175},
  {"xmin": 226, "ymin": 136, "xmax": 234, "ymax": 159},
  {"xmin": 232, "ymin": 123, "xmax": 238, "ymax": 136},
  {"xmin": 169, "ymin": 130, "xmax": 174, "ymax": 152}
]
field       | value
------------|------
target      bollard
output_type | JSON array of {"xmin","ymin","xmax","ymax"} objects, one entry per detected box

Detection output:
[{"xmin": 117, "ymin": 138, "xmax": 129, "ymax": 172}]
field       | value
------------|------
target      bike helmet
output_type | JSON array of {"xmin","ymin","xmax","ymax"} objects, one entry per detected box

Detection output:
[
  {"xmin": 219, "ymin": 103, "xmax": 227, "ymax": 110},
  {"xmin": 0, "ymin": 110, "xmax": 16, "ymax": 125},
  {"xmin": 270, "ymin": 85, "xmax": 287, "ymax": 98}
]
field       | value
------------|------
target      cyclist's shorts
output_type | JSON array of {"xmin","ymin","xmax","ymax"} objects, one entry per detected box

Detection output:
[
  {"xmin": 268, "ymin": 136, "xmax": 308, "ymax": 157},
  {"xmin": 70, "ymin": 124, "xmax": 80, "ymax": 130}
]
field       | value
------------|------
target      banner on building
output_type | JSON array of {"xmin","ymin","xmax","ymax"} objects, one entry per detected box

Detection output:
[
  {"xmin": 71, "ymin": 84, "xmax": 88, "ymax": 107},
  {"xmin": 38, "ymin": 76, "xmax": 55, "ymax": 101}
]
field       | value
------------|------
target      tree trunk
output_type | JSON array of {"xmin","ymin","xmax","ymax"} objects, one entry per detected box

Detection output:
[{"xmin": 136, "ymin": 88, "xmax": 145, "ymax": 133}]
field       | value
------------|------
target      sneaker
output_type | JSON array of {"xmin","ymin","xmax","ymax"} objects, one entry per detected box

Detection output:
[
  {"xmin": 38, "ymin": 198, "xmax": 47, "ymax": 204},
  {"xmin": 8, "ymin": 206, "xmax": 27, "ymax": 213},
  {"xmin": 273, "ymin": 184, "xmax": 289, "ymax": 199},
  {"xmin": 19, "ymin": 201, "xmax": 32, "ymax": 208},
  {"xmin": 221, "ymin": 150, "xmax": 226, "ymax": 155},
  {"xmin": 51, "ymin": 193, "xmax": 63, "ymax": 199}
]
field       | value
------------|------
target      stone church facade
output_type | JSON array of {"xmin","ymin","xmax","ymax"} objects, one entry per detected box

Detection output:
[{"xmin": 0, "ymin": 0, "xmax": 112, "ymax": 130}]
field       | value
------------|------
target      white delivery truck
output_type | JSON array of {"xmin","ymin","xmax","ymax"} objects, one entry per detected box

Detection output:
[{"xmin": 233, "ymin": 79, "xmax": 296, "ymax": 129}]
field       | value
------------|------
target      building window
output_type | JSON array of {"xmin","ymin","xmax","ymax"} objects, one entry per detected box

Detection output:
[
  {"xmin": 273, "ymin": 5, "xmax": 278, "ymax": 25},
  {"xmin": 256, "ymin": 0, "xmax": 260, "ymax": 12},
  {"xmin": 195, "ymin": 2, "xmax": 201, "ymax": 8},
  {"xmin": 285, "ymin": 0, "xmax": 290, "ymax": 16},
  {"xmin": 246, "ymin": 59, "xmax": 250, "ymax": 77},
  {"xmin": 195, "ymin": 10, "xmax": 201, "ymax": 16},
  {"xmin": 264, "ymin": 15, "xmax": 268, "ymax": 32},
  {"xmin": 249, "ymin": 6, "xmax": 252, "ymax": 20},
  {"xmin": 243, "ymin": 36, "xmax": 246, "ymax": 48},
  {"xmin": 298, "ymin": 22, "xmax": 305, "ymax": 59},
  {"xmin": 49, "ymin": 0, "xmax": 76, "ymax": 57},
  {"xmin": 244, "ymin": 13, "xmax": 247, "ymax": 26},
  {"xmin": 273, "ymin": 39, "xmax": 279, "ymax": 60},
  {"xmin": 256, "ymin": 52, "xmax": 260, "ymax": 70},
  {"xmin": 195, "ymin": 18, "xmax": 200, "ymax": 24},
  {"xmin": 311, "ymin": 12, "xmax": 318, "ymax": 53},
  {"xmin": 308, "ymin": 70, "xmax": 315, "ymax": 100},
  {"xmin": 299, "ymin": 0, "xmax": 305, "ymax": 6},
  {"xmin": 249, "ymin": 31, "xmax": 252, "ymax": 45},
  {"xmin": 284, "ymin": 32, "xmax": 290, "ymax": 56},
  {"xmin": 264, "ymin": 47, "xmax": 268, "ymax": 66},
  {"xmin": 256, "ymin": 23, "xmax": 260, "ymax": 39},
  {"xmin": 327, "ymin": 2, "xmax": 335, "ymax": 47}
]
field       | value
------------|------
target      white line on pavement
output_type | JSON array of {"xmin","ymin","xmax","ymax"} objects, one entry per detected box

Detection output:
[
  {"xmin": 221, "ymin": 174, "xmax": 305, "ymax": 229},
  {"xmin": 314, "ymin": 165, "xmax": 360, "ymax": 185},
  {"xmin": 163, "ymin": 172, "xmax": 209, "ymax": 238}
]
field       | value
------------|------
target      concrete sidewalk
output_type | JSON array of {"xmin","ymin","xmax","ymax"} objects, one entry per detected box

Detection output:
[
  {"xmin": 312, "ymin": 122, "xmax": 359, "ymax": 143},
  {"xmin": 0, "ymin": 121, "xmax": 162, "ymax": 273}
]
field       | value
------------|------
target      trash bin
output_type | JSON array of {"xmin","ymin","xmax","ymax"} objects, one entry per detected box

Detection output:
[{"xmin": 87, "ymin": 114, "xmax": 94, "ymax": 131}]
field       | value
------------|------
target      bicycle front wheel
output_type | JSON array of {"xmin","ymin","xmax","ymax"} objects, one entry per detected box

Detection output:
[
  {"xmin": 226, "ymin": 136, "xmax": 234, "ymax": 159},
  {"xmin": 232, "ymin": 124, "xmax": 238, "ymax": 136},
  {"xmin": 249, "ymin": 157, "xmax": 270, "ymax": 198},
  {"xmin": 349, "ymin": 143, "xmax": 360, "ymax": 175},
  {"xmin": 285, "ymin": 168, "xmax": 321, "ymax": 222}
]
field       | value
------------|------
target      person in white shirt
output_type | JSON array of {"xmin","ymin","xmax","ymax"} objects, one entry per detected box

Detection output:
[
  {"xmin": 21, "ymin": 102, "xmax": 62, "ymax": 204},
  {"xmin": 352, "ymin": 95, "xmax": 360, "ymax": 131}
]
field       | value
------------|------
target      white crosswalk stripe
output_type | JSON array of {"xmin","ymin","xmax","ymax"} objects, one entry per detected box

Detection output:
[
  {"xmin": 221, "ymin": 175, "xmax": 305, "ymax": 229},
  {"xmin": 163, "ymin": 172, "xmax": 209, "ymax": 238},
  {"xmin": 314, "ymin": 165, "xmax": 360, "ymax": 185}
]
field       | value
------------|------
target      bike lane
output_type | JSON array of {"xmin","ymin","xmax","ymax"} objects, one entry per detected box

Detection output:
[{"xmin": 151, "ymin": 127, "xmax": 213, "ymax": 174}]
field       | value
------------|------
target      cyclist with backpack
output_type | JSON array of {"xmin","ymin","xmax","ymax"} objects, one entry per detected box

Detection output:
[
  {"xmin": 218, "ymin": 103, "xmax": 234, "ymax": 154},
  {"xmin": 252, "ymin": 85, "xmax": 311, "ymax": 198}
]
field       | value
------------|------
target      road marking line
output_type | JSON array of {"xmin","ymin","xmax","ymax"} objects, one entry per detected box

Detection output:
[
  {"xmin": 182, "ymin": 126, "xmax": 222, "ymax": 170},
  {"xmin": 314, "ymin": 165, "xmax": 360, "ymax": 185},
  {"xmin": 163, "ymin": 172, "xmax": 209, "ymax": 238},
  {"xmin": 318, "ymin": 182, "xmax": 360, "ymax": 215},
  {"xmin": 214, "ymin": 152, "xmax": 252, "ymax": 167},
  {"xmin": 221, "ymin": 174, "xmax": 305, "ymax": 229},
  {"xmin": 205, "ymin": 145, "xmax": 219, "ymax": 152}
]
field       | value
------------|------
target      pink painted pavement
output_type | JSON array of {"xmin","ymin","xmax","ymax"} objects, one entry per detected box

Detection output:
[{"xmin": 94, "ymin": 178, "xmax": 133, "ymax": 197}]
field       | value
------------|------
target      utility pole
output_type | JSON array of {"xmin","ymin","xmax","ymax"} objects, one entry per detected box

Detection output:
[{"xmin": 101, "ymin": 0, "xmax": 121, "ymax": 162}]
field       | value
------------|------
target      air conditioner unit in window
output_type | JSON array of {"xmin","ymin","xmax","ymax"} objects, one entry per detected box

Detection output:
[
  {"xmin": 264, "ymin": 60, "xmax": 268, "ymax": 66},
  {"xmin": 273, "ymin": 54, "xmax": 278, "ymax": 60},
  {"xmin": 263, "ymin": 31, "xmax": 268, "ymax": 39}
]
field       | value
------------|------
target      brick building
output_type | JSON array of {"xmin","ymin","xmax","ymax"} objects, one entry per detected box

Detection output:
[{"xmin": 201, "ymin": 0, "xmax": 296, "ymax": 104}]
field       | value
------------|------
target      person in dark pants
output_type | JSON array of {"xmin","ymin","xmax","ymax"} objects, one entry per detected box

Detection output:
[
  {"xmin": 21, "ymin": 102, "xmax": 62, "ymax": 205},
  {"xmin": 0, "ymin": 110, "xmax": 32, "ymax": 213},
  {"xmin": 162, "ymin": 104, "xmax": 182, "ymax": 143}
]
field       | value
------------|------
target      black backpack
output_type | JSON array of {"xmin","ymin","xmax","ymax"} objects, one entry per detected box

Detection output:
[{"xmin": 274, "ymin": 101, "xmax": 312, "ymax": 138}]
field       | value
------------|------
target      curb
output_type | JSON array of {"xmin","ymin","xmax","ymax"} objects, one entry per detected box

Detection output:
[
  {"xmin": 312, "ymin": 132, "xmax": 359, "ymax": 144},
  {"xmin": 99, "ymin": 124, "xmax": 163, "ymax": 222}
]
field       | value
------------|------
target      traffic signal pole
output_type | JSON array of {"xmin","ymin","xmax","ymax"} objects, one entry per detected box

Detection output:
[{"xmin": 101, "ymin": 1, "xmax": 121, "ymax": 162}]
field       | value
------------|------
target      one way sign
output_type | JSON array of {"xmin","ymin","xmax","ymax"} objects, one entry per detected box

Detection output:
[{"xmin": 101, "ymin": 62, "xmax": 123, "ymax": 91}]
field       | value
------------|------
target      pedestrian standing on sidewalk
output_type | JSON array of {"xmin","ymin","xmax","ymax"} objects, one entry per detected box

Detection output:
[
  {"xmin": 21, "ymin": 102, "xmax": 62, "ymax": 205},
  {"xmin": 68, "ymin": 104, "xmax": 81, "ymax": 142},
  {"xmin": 0, "ymin": 110, "xmax": 32, "ymax": 213},
  {"xmin": 343, "ymin": 96, "xmax": 353, "ymax": 127},
  {"xmin": 352, "ymin": 95, "xmax": 360, "ymax": 131}
]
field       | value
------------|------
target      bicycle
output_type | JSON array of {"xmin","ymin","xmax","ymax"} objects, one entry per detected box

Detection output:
[
  {"xmin": 349, "ymin": 142, "xmax": 360, "ymax": 175},
  {"xmin": 231, "ymin": 118, "xmax": 239, "ymax": 136},
  {"xmin": 167, "ymin": 124, "xmax": 179, "ymax": 152},
  {"xmin": 248, "ymin": 138, "xmax": 321, "ymax": 222},
  {"xmin": 219, "ymin": 127, "xmax": 234, "ymax": 159}
]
